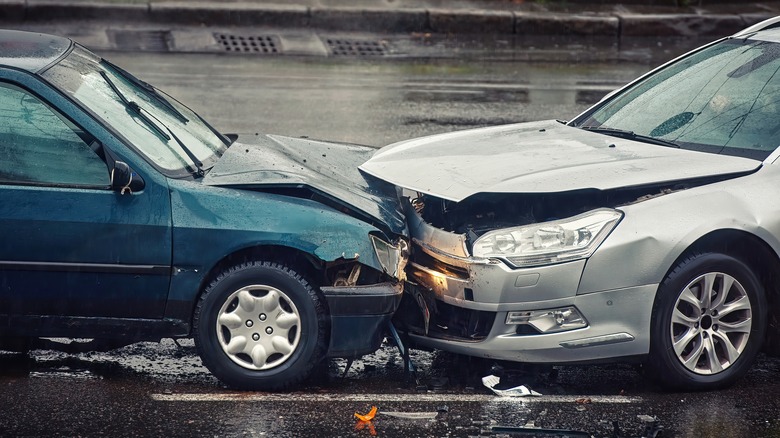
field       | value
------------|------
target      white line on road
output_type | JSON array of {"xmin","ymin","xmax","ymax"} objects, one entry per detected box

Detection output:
[{"xmin": 151, "ymin": 393, "xmax": 640, "ymax": 404}]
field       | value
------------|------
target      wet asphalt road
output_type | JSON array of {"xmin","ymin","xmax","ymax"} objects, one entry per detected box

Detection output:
[
  {"xmin": 3, "ymin": 47, "xmax": 780, "ymax": 437},
  {"xmin": 4, "ymin": 340, "xmax": 780, "ymax": 437}
]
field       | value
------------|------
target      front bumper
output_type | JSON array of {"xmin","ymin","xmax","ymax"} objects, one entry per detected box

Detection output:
[
  {"xmin": 321, "ymin": 282, "xmax": 403, "ymax": 358},
  {"xmin": 396, "ymin": 202, "xmax": 655, "ymax": 363}
]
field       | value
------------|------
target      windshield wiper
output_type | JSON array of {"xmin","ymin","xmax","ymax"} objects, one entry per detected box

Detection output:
[
  {"xmin": 99, "ymin": 71, "xmax": 205, "ymax": 176},
  {"xmin": 100, "ymin": 71, "xmax": 170, "ymax": 141},
  {"xmin": 580, "ymin": 126, "xmax": 680, "ymax": 148},
  {"xmin": 101, "ymin": 58, "xmax": 189, "ymax": 123}
]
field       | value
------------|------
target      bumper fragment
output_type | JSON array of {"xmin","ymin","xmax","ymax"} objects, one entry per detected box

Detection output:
[{"xmin": 321, "ymin": 282, "xmax": 403, "ymax": 358}]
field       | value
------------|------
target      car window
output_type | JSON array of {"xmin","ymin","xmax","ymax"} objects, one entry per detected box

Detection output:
[
  {"xmin": 578, "ymin": 39, "xmax": 780, "ymax": 160},
  {"xmin": 0, "ymin": 82, "xmax": 108, "ymax": 186}
]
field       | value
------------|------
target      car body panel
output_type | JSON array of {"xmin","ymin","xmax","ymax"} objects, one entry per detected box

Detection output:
[
  {"xmin": 0, "ymin": 66, "xmax": 174, "ymax": 321},
  {"xmin": 164, "ymin": 178, "xmax": 387, "ymax": 320},
  {"xmin": 580, "ymin": 163, "xmax": 780, "ymax": 294},
  {"xmin": 360, "ymin": 120, "xmax": 760, "ymax": 202},
  {"xmin": 406, "ymin": 284, "xmax": 656, "ymax": 363},
  {"xmin": 204, "ymin": 134, "xmax": 406, "ymax": 235}
]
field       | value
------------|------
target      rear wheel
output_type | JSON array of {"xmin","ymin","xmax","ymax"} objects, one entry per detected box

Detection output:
[
  {"xmin": 194, "ymin": 261, "xmax": 328, "ymax": 390},
  {"xmin": 647, "ymin": 252, "xmax": 766, "ymax": 390}
]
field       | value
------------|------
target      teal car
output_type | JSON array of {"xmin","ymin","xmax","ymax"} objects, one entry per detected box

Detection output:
[{"xmin": 0, "ymin": 30, "xmax": 408, "ymax": 390}]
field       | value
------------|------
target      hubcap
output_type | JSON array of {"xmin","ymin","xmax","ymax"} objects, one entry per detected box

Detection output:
[
  {"xmin": 670, "ymin": 272, "xmax": 752, "ymax": 375},
  {"xmin": 216, "ymin": 284, "xmax": 301, "ymax": 371}
]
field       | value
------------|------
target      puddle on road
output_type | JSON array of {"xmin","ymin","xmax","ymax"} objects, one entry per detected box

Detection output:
[{"xmin": 29, "ymin": 367, "xmax": 98, "ymax": 381}]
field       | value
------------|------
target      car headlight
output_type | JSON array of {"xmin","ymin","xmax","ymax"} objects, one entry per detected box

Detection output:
[{"xmin": 472, "ymin": 208, "xmax": 622, "ymax": 267}]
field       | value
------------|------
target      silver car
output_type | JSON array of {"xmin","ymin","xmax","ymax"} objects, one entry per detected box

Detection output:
[{"xmin": 361, "ymin": 17, "xmax": 780, "ymax": 390}]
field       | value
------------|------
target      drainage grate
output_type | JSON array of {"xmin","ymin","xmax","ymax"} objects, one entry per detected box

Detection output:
[
  {"xmin": 214, "ymin": 33, "xmax": 279, "ymax": 54},
  {"xmin": 325, "ymin": 38, "xmax": 387, "ymax": 56},
  {"xmin": 109, "ymin": 30, "xmax": 170, "ymax": 52}
]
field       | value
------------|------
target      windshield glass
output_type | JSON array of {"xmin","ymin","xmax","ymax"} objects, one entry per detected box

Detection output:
[
  {"xmin": 576, "ymin": 38, "xmax": 780, "ymax": 160},
  {"xmin": 42, "ymin": 46, "xmax": 227, "ymax": 176}
]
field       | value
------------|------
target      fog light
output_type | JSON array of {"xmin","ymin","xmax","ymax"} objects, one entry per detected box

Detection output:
[{"xmin": 506, "ymin": 307, "xmax": 587, "ymax": 334}]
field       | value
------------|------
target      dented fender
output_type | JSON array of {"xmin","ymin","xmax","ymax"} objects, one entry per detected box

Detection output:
[
  {"xmin": 164, "ymin": 179, "xmax": 392, "ymax": 321},
  {"xmin": 579, "ymin": 178, "xmax": 780, "ymax": 294}
]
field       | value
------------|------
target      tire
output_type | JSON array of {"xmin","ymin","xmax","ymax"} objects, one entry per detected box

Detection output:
[
  {"xmin": 647, "ymin": 252, "xmax": 767, "ymax": 391},
  {"xmin": 193, "ymin": 261, "xmax": 328, "ymax": 391}
]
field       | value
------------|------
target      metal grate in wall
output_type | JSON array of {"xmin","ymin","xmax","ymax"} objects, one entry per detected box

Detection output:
[
  {"xmin": 324, "ymin": 38, "xmax": 387, "ymax": 56},
  {"xmin": 214, "ymin": 33, "xmax": 280, "ymax": 54}
]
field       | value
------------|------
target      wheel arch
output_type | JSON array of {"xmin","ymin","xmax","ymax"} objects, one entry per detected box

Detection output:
[
  {"xmin": 661, "ymin": 228, "xmax": 780, "ymax": 353},
  {"xmin": 196, "ymin": 244, "xmax": 327, "ymax": 307}
]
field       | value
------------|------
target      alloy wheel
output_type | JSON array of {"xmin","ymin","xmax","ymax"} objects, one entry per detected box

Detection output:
[{"xmin": 670, "ymin": 272, "xmax": 752, "ymax": 375}]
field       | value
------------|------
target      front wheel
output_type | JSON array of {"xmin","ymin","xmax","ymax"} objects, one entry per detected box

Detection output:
[
  {"xmin": 194, "ymin": 261, "xmax": 328, "ymax": 390},
  {"xmin": 647, "ymin": 252, "xmax": 766, "ymax": 391}
]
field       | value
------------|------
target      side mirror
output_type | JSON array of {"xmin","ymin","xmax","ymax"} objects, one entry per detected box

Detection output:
[{"xmin": 111, "ymin": 161, "xmax": 142, "ymax": 194}]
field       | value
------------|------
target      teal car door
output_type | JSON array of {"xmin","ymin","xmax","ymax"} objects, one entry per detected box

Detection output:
[{"xmin": 0, "ymin": 81, "xmax": 172, "ymax": 319}]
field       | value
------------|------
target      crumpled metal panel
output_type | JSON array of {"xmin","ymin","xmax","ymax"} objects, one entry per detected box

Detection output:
[
  {"xmin": 360, "ymin": 119, "xmax": 760, "ymax": 202},
  {"xmin": 204, "ymin": 134, "xmax": 406, "ymax": 235}
]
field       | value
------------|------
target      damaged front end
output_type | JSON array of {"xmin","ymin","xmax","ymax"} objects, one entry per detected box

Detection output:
[
  {"xmin": 201, "ymin": 133, "xmax": 413, "ymax": 359},
  {"xmin": 392, "ymin": 180, "xmax": 727, "ymax": 352},
  {"xmin": 319, "ymin": 236, "xmax": 408, "ymax": 358}
]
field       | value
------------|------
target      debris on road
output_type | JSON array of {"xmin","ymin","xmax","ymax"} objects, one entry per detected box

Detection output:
[
  {"xmin": 354, "ymin": 406, "xmax": 378, "ymax": 422},
  {"xmin": 481, "ymin": 374, "xmax": 542, "ymax": 397},
  {"xmin": 354, "ymin": 406, "xmax": 378, "ymax": 436}
]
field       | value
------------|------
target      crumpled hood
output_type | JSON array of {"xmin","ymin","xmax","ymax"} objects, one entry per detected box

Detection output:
[
  {"xmin": 359, "ymin": 120, "xmax": 762, "ymax": 202},
  {"xmin": 203, "ymin": 134, "xmax": 406, "ymax": 235}
]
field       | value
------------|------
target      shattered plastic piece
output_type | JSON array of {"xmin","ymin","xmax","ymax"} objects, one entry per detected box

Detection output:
[
  {"xmin": 481, "ymin": 374, "xmax": 542, "ymax": 397},
  {"xmin": 380, "ymin": 411, "xmax": 438, "ymax": 420},
  {"xmin": 355, "ymin": 406, "xmax": 378, "ymax": 422},
  {"xmin": 355, "ymin": 406, "xmax": 378, "ymax": 436}
]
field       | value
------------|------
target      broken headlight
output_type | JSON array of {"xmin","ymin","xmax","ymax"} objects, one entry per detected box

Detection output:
[
  {"xmin": 370, "ymin": 235, "xmax": 408, "ymax": 280},
  {"xmin": 472, "ymin": 208, "xmax": 622, "ymax": 267}
]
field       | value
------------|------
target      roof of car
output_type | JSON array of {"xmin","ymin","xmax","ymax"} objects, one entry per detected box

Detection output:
[{"xmin": 0, "ymin": 29, "xmax": 72, "ymax": 73}]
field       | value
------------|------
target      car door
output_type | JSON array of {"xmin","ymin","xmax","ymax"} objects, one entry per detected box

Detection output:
[{"xmin": 0, "ymin": 80, "xmax": 173, "ymax": 319}]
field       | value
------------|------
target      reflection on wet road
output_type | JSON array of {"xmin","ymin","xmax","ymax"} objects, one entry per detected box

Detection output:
[{"xmin": 3, "ymin": 339, "xmax": 780, "ymax": 436}]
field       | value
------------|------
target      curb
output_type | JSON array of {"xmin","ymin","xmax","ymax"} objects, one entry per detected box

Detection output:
[
  {"xmin": 148, "ymin": 3, "xmax": 309, "ymax": 27},
  {"xmin": 0, "ymin": 1, "xmax": 777, "ymax": 39},
  {"xmin": 310, "ymin": 7, "xmax": 427, "ymax": 33}
]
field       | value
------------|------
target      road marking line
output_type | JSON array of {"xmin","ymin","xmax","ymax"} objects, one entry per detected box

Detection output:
[{"xmin": 151, "ymin": 393, "xmax": 639, "ymax": 404}]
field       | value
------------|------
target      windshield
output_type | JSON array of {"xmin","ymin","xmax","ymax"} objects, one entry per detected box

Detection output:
[
  {"xmin": 41, "ymin": 46, "xmax": 227, "ymax": 176},
  {"xmin": 575, "ymin": 38, "xmax": 780, "ymax": 160}
]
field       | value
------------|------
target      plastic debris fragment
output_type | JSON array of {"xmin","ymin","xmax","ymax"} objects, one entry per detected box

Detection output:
[
  {"xmin": 354, "ymin": 406, "xmax": 378, "ymax": 436},
  {"xmin": 481, "ymin": 374, "xmax": 542, "ymax": 397},
  {"xmin": 355, "ymin": 406, "xmax": 378, "ymax": 422}
]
